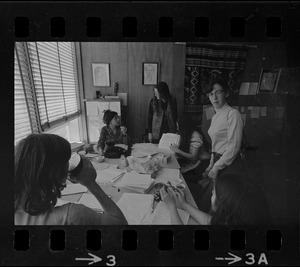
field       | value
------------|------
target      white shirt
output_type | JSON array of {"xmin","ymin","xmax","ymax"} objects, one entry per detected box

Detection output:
[{"xmin": 208, "ymin": 103, "xmax": 243, "ymax": 172}]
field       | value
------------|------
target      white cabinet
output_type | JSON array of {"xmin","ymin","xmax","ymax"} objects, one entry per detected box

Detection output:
[{"xmin": 85, "ymin": 99, "xmax": 121, "ymax": 143}]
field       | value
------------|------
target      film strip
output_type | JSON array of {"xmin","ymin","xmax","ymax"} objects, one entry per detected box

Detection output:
[{"xmin": 1, "ymin": 1, "xmax": 300, "ymax": 266}]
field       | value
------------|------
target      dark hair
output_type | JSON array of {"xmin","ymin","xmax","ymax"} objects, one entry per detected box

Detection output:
[
  {"xmin": 15, "ymin": 134, "xmax": 71, "ymax": 215},
  {"xmin": 204, "ymin": 76, "xmax": 230, "ymax": 95},
  {"xmin": 153, "ymin": 81, "xmax": 171, "ymax": 112},
  {"xmin": 177, "ymin": 114, "xmax": 197, "ymax": 152},
  {"xmin": 210, "ymin": 174, "xmax": 272, "ymax": 225},
  {"xmin": 103, "ymin": 110, "xmax": 118, "ymax": 125}
]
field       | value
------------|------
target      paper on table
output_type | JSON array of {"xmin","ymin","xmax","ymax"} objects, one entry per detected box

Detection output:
[
  {"xmin": 155, "ymin": 168, "xmax": 181, "ymax": 185},
  {"xmin": 205, "ymin": 106, "xmax": 215, "ymax": 120},
  {"xmin": 91, "ymin": 162, "xmax": 110, "ymax": 171},
  {"xmin": 239, "ymin": 82, "xmax": 250, "ymax": 95},
  {"xmin": 132, "ymin": 143, "xmax": 159, "ymax": 157},
  {"xmin": 150, "ymin": 201, "xmax": 190, "ymax": 225},
  {"xmin": 61, "ymin": 184, "xmax": 88, "ymax": 196},
  {"xmin": 117, "ymin": 171, "xmax": 152, "ymax": 187},
  {"xmin": 158, "ymin": 133, "xmax": 181, "ymax": 154},
  {"xmin": 96, "ymin": 167, "xmax": 124, "ymax": 184},
  {"xmin": 78, "ymin": 193, "xmax": 103, "ymax": 211},
  {"xmin": 117, "ymin": 193, "xmax": 154, "ymax": 224},
  {"xmin": 86, "ymin": 102, "xmax": 99, "ymax": 116}
]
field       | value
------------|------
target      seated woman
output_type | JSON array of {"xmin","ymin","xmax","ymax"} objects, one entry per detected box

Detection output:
[
  {"xmin": 15, "ymin": 133, "xmax": 128, "ymax": 225},
  {"xmin": 169, "ymin": 114, "xmax": 210, "ymax": 182},
  {"xmin": 160, "ymin": 174, "xmax": 272, "ymax": 225},
  {"xmin": 96, "ymin": 110, "xmax": 130, "ymax": 155}
]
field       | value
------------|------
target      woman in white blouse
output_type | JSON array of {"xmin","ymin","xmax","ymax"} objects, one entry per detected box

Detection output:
[{"xmin": 203, "ymin": 77, "xmax": 244, "ymax": 180}]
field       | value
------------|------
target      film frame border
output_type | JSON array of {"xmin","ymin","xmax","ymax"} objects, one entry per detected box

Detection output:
[{"xmin": 1, "ymin": 1, "xmax": 300, "ymax": 266}]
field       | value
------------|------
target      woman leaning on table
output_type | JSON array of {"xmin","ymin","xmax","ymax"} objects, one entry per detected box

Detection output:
[
  {"xmin": 14, "ymin": 133, "xmax": 128, "ymax": 225},
  {"xmin": 147, "ymin": 81, "xmax": 178, "ymax": 144}
]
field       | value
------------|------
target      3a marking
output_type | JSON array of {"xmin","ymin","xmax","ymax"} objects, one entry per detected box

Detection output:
[{"xmin": 215, "ymin": 253, "xmax": 268, "ymax": 265}]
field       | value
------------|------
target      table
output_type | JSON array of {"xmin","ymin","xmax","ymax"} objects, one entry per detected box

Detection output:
[{"xmin": 62, "ymin": 152, "xmax": 199, "ymax": 225}]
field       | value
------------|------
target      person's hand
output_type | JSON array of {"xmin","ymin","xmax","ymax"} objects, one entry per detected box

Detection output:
[
  {"xmin": 167, "ymin": 187, "xmax": 187, "ymax": 210},
  {"xmin": 120, "ymin": 126, "xmax": 127, "ymax": 135},
  {"xmin": 68, "ymin": 157, "xmax": 97, "ymax": 187},
  {"xmin": 208, "ymin": 168, "xmax": 219, "ymax": 180},
  {"xmin": 169, "ymin": 144, "xmax": 180, "ymax": 154},
  {"xmin": 160, "ymin": 187, "xmax": 176, "ymax": 208},
  {"xmin": 202, "ymin": 164, "xmax": 213, "ymax": 179},
  {"xmin": 148, "ymin": 133, "xmax": 153, "ymax": 143}
]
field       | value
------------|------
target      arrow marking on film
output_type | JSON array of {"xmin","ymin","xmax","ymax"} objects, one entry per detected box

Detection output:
[
  {"xmin": 215, "ymin": 252, "xmax": 242, "ymax": 265},
  {"xmin": 75, "ymin": 253, "xmax": 102, "ymax": 265}
]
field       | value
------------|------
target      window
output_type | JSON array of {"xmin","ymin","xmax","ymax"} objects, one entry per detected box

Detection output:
[{"xmin": 14, "ymin": 42, "xmax": 80, "ymax": 145}]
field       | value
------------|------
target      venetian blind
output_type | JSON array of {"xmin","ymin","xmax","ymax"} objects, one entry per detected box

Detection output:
[
  {"xmin": 14, "ymin": 43, "xmax": 39, "ymax": 145},
  {"xmin": 14, "ymin": 42, "xmax": 79, "ymax": 144},
  {"xmin": 27, "ymin": 42, "xmax": 79, "ymax": 129}
]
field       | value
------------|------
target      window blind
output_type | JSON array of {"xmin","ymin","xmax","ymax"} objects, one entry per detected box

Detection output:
[
  {"xmin": 14, "ymin": 43, "xmax": 40, "ymax": 145},
  {"xmin": 27, "ymin": 42, "xmax": 79, "ymax": 129},
  {"xmin": 14, "ymin": 42, "xmax": 79, "ymax": 144}
]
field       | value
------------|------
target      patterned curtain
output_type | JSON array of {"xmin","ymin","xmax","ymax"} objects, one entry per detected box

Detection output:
[{"xmin": 184, "ymin": 43, "xmax": 248, "ymax": 113}]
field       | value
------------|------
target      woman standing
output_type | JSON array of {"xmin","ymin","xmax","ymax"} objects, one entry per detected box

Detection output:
[
  {"xmin": 148, "ymin": 81, "xmax": 178, "ymax": 143},
  {"xmin": 188, "ymin": 77, "xmax": 244, "ymax": 213},
  {"xmin": 203, "ymin": 77, "xmax": 244, "ymax": 179}
]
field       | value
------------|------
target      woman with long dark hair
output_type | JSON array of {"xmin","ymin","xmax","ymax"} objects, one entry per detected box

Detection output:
[
  {"xmin": 147, "ymin": 81, "xmax": 178, "ymax": 143},
  {"xmin": 15, "ymin": 133, "xmax": 128, "ymax": 225},
  {"xmin": 160, "ymin": 174, "xmax": 272, "ymax": 225}
]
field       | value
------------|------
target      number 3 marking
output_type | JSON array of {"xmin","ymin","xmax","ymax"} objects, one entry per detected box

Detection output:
[{"xmin": 106, "ymin": 255, "xmax": 116, "ymax": 266}]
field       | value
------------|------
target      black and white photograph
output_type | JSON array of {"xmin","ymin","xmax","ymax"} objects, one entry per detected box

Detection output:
[{"xmin": 4, "ymin": 1, "xmax": 300, "ymax": 266}]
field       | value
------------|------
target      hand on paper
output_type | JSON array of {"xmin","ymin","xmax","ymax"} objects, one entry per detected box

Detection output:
[
  {"xmin": 160, "ymin": 187, "xmax": 176, "ymax": 208},
  {"xmin": 69, "ymin": 157, "xmax": 97, "ymax": 187}
]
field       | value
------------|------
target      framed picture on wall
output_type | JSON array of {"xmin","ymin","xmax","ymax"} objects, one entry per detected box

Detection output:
[
  {"xmin": 92, "ymin": 63, "xmax": 110, "ymax": 87},
  {"xmin": 257, "ymin": 68, "xmax": 281, "ymax": 94},
  {"xmin": 142, "ymin": 62, "xmax": 159, "ymax": 85}
]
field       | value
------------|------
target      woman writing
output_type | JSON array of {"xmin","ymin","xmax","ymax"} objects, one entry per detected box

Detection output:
[
  {"xmin": 15, "ymin": 134, "xmax": 128, "ymax": 225},
  {"xmin": 148, "ymin": 81, "xmax": 178, "ymax": 143},
  {"xmin": 169, "ymin": 114, "xmax": 210, "ymax": 179},
  {"xmin": 160, "ymin": 174, "xmax": 271, "ymax": 225},
  {"xmin": 96, "ymin": 110, "xmax": 130, "ymax": 155}
]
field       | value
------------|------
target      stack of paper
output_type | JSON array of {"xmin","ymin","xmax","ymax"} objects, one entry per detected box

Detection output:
[
  {"xmin": 150, "ymin": 201, "xmax": 190, "ymax": 225},
  {"xmin": 155, "ymin": 168, "xmax": 182, "ymax": 186},
  {"xmin": 131, "ymin": 143, "xmax": 159, "ymax": 158},
  {"xmin": 95, "ymin": 167, "xmax": 124, "ymax": 184},
  {"xmin": 78, "ymin": 193, "xmax": 103, "ymax": 212},
  {"xmin": 116, "ymin": 193, "xmax": 154, "ymax": 224},
  {"xmin": 114, "ymin": 171, "xmax": 154, "ymax": 193},
  {"xmin": 158, "ymin": 133, "xmax": 181, "ymax": 154}
]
